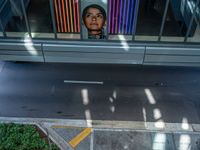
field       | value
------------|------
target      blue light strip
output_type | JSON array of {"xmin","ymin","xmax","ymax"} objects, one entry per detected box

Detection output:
[
  {"xmin": 122, "ymin": 0, "xmax": 127, "ymax": 33},
  {"xmin": 118, "ymin": 0, "xmax": 123, "ymax": 33},
  {"xmin": 128, "ymin": 0, "xmax": 135, "ymax": 34},
  {"xmin": 125, "ymin": 0, "xmax": 131, "ymax": 34}
]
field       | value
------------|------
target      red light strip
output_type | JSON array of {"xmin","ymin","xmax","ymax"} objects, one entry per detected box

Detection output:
[
  {"xmin": 69, "ymin": 0, "xmax": 74, "ymax": 32},
  {"xmin": 62, "ymin": 0, "xmax": 67, "ymax": 32},
  {"xmin": 72, "ymin": 0, "xmax": 77, "ymax": 32},
  {"xmin": 53, "ymin": 0, "xmax": 60, "ymax": 32}
]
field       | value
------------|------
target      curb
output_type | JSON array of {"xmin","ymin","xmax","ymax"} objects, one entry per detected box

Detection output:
[{"xmin": 0, "ymin": 117, "xmax": 200, "ymax": 133}]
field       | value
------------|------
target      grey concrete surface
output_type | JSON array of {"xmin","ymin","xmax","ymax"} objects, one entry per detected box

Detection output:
[
  {"xmin": 0, "ymin": 61, "xmax": 200, "ymax": 125},
  {"xmin": 1, "ymin": 116, "xmax": 200, "ymax": 150},
  {"xmin": 173, "ymin": 133, "xmax": 200, "ymax": 150},
  {"xmin": 53, "ymin": 127, "xmax": 91, "ymax": 150},
  {"xmin": 48, "ymin": 125, "xmax": 200, "ymax": 150},
  {"xmin": 94, "ymin": 130, "xmax": 152, "ymax": 150}
]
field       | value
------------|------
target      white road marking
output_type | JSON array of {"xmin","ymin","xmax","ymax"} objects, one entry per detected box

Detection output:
[{"xmin": 64, "ymin": 80, "xmax": 104, "ymax": 85}]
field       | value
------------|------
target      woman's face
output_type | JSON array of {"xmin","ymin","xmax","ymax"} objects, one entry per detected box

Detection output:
[{"xmin": 84, "ymin": 7, "xmax": 105, "ymax": 32}]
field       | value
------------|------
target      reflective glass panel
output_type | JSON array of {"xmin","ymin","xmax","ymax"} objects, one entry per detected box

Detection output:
[
  {"xmin": 187, "ymin": 0, "xmax": 200, "ymax": 43},
  {"xmin": 135, "ymin": 0, "xmax": 167, "ymax": 41},
  {"xmin": 161, "ymin": 0, "xmax": 197, "ymax": 42},
  {"xmin": 3, "ymin": 0, "xmax": 29, "ymax": 38},
  {"xmin": 0, "ymin": 18, "xmax": 3, "ymax": 37},
  {"xmin": 27, "ymin": 0, "xmax": 54, "ymax": 38}
]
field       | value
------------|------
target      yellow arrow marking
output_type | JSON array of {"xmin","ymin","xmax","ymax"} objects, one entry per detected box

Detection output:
[{"xmin": 69, "ymin": 128, "xmax": 92, "ymax": 148}]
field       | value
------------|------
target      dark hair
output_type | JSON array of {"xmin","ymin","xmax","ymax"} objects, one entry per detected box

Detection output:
[{"xmin": 82, "ymin": 4, "xmax": 106, "ymax": 20}]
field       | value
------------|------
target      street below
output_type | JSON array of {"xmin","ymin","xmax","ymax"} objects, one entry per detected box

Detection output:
[{"xmin": 0, "ymin": 61, "xmax": 200, "ymax": 125}]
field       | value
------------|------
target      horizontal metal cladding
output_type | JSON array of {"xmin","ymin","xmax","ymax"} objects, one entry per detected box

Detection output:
[
  {"xmin": 43, "ymin": 42, "xmax": 145, "ymax": 64},
  {"xmin": 0, "ymin": 42, "xmax": 44, "ymax": 62},
  {"xmin": 144, "ymin": 46, "xmax": 200, "ymax": 66}
]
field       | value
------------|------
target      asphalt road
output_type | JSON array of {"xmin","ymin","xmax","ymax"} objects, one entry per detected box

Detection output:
[{"xmin": 0, "ymin": 61, "xmax": 200, "ymax": 124}]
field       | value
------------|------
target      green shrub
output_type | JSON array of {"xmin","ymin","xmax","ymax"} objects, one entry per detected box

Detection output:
[{"xmin": 0, "ymin": 123, "xmax": 59, "ymax": 150}]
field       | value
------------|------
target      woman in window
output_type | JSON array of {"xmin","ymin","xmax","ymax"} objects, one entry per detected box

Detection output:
[{"xmin": 82, "ymin": 4, "xmax": 107, "ymax": 39}]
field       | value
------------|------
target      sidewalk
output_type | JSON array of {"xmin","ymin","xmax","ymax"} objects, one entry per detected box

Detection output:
[{"xmin": 1, "ymin": 117, "xmax": 200, "ymax": 150}]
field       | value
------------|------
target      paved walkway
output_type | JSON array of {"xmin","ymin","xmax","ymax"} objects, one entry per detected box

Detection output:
[{"xmin": 1, "ymin": 117, "xmax": 200, "ymax": 150}]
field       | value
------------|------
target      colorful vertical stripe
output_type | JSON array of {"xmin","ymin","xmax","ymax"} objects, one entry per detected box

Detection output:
[
  {"xmin": 109, "ymin": 0, "xmax": 136, "ymax": 35},
  {"xmin": 53, "ymin": 0, "xmax": 137, "ymax": 34},
  {"xmin": 53, "ymin": 0, "xmax": 80, "ymax": 33},
  {"xmin": 75, "ymin": 0, "xmax": 80, "ymax": 32}
]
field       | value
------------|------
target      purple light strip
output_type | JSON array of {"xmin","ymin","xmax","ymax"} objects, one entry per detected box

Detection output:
[
  {"xmin": 122, "ymin": 0, "xmax": 127, "ymax": 33},
  {"xmin": 111, "ymin": 0, "xmax": 116, "ymax": 34},
  {"xmin": 115, "ymin": 0, "xmax": 119, "ymax": 34},
  {"xmin": 118, "ymin": 0, "xmax": 123, "ymax": 33},
  {"xmin": 108, "ymin": 0, "xmax": 112, "ymax": 33},
  {"xmin": 125, "ymin": 0, "xmax": 131, "ymax": 34}
]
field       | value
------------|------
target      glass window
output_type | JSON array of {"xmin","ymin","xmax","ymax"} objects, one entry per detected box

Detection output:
[
  {"xmin": 27, "ymin": 0, "xmax": 54, "ymax": 38},
  {"xmin": 135, "ymin": 0, "xmax": 167, "ymax": 41},
  {"xmin": 3, "ymin": 0, "xmax": 29, "ymax": 38},
  {"xmin": 108, "ymin": 0, "xmax": 135, "ymax": 41},
  {"xmin": 0, "ymin": 19, "xmax": 3, "ymax": 36},
  {"xmin": 54, "ymin": 0, "xmax": 80, "ymax": 39},
  {"xmin": 0, "ymin": 18, "xmax": 3, "ymax": 37},
  {"xmin": 187, "ymin": 23, "xmax": 200, "ymax": 43},
  {"xmin": 160, "ymin": 0, "xmax": 197, "ymax": 42},
  {"xmin": 187, "ymin": 0, "xmax": 200, "ymax": 43}
]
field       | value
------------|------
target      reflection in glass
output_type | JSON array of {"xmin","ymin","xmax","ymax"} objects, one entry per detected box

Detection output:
[
  {"xmin": 187, "ymin": 0, "xmax": 200, "ymax": 43},
  {"xmin": 53, "ymin": 0, "xmax": 80, "ymax": 39},
  {"xmin": 135, "ymin": 0, "xmax": 167, "ymax": 41},
  {"xmin": 27, "ymin": 0, "xmax": 54, "ymax": 38},
  {"xmin": 161, "ymin": 0, "xmax": 200, "ymax": 42},
  {"xmin": 3, "ymin": 0, "xmax": 29, "ymax": 37},
  {"xmin": 187, "ymin": 23, "xmax": 200, "ymax": 42}
]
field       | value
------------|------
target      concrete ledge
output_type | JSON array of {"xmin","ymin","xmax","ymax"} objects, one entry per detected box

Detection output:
[{"xmin": 0, "ymin": 117, "xmax": 199, "ymax": 133}]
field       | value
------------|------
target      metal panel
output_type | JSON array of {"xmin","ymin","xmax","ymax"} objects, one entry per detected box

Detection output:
[
  {"xmin": 146, "ymin": 47, "xmax": 200, "ymax": 55},
  {"xmin": 43, "ymin": 43, "xmax": 145, "ymax": 53},
  {"xmin": 44, "ymin": 54, "xmax": 143, "ymax": 64},
  {"xmin": 145, "ymin": 55, "xmax": 200, "ymax": 63},
  {"xmin": 0, "ymin": 43, "xmax": 41, "ymax": 51},
  {"xmin": 0, "ymin": 55, "xmax": 43, "ymax": 62},
  {"xmin": 0, "ymin": 50, "xmax": 43, "ymax": 55},
  {"xmin": 144, "ymin": 62, "xmax": 200, "ymax": 67},
  {"xmin": 144, "ymin": 46, "xmax": 200, "ymax": 66},
  {"xmin": 43, "ymin": 42, "xmax": 145, "ymax": 64},
  {"xmin": 0, "ymin": 42, "xmax": 44, "ymax": 62}
]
